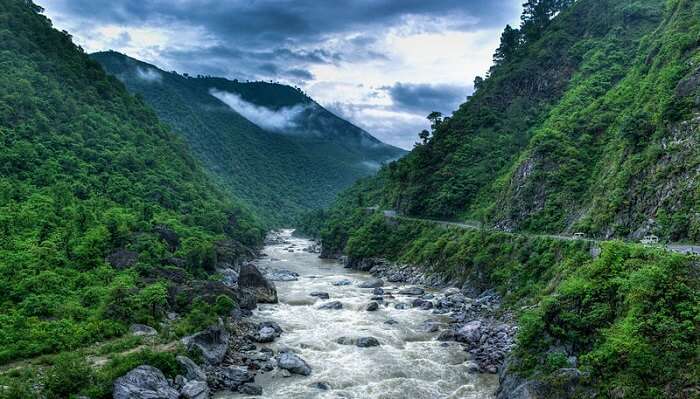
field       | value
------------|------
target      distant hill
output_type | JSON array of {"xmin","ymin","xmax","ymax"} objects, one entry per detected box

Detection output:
[{"xmin": 92, "ymin": 51, "xmax": 406, "ymax": 226}]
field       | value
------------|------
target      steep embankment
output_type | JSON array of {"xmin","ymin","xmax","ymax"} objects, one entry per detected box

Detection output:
[
  {"xmin": 92, "ymin": 52, "xmax": 406, "ymax": 226},
  {"xmin": 308, "ymin": 0, "xmax": 700, "ymax": 397},
  {"xmin": 0, "ymin": 1, "xmax": 265, "ymax": 396}
]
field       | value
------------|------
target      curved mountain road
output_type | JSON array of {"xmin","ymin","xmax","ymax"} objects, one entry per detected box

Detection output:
[{"xmin": 385, "ymin": 213, "xmax": 700, "ymax": 256}]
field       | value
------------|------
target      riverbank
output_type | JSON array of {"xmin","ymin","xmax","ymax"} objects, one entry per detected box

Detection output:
[{"xmin": 312, "ymin": 213, "xmax": 700, "ymax": 398}]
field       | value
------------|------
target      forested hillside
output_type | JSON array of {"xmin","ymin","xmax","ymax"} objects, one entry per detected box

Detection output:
[
  {"xmin": 308, "ymin": 0, "xmax": 700, "ymax": 397},
  {"xmin": 92, "ymin": 52, "xmax": 406, "ymax": 226},
  {"xmin": 331, "ymin": 0, "xmax": 698, "ymax": 243},
  {"xmin": 0, "ymin": 0, "xmax": 263, "ymax": 393}
]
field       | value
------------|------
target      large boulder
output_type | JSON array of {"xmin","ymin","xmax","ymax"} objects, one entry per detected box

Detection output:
[
  {"xmin": 113, "ymin": 365, "xmax": 179, "ymax": 399},
  {"xmin": 455, "ymin": 320, "xmax": 482, "ymax": 345},
  {"xmin": 336, "ymin": 336, "xmax": 380, "ymax": 347},
  {"xmin": 399, "ymin": 287, "xmax": 424, "ymax": 296},
  {"xmin": 238, "ymin": 263, "xmax": 278, "ymax": 304},
  {"xmin": 310, "ymin": 291, "xmax": 330, "ymax": 299},
  {"xmin": 180, "ymin": 380, "xmax": 209, "ymax": 399},
  {"xmin": 129, "ymin": 324, "xmax": 157, "ymax": 337},
  {"xmin": 266, "ymin": 269, "xmax": 299, "ymax": 282},
  {"xmin": 211, "ymin": 366, "xmax": 254, "ymax": 390},
  {"xmin": 318, "ymin": 301, "xmax": 343, "ymax": 310},
  {"xmin": 253, "ymin": 321, "xmax": 283, "ymax": 343},
  {"xmin": 277, "ymin": 352, "xmax": 312, "ymax": 376},
  {"xmin": 181, "ymin": 322, "xmax": 230, "ymax": 365},
  {"xmin": 176, "ymin": 356, "xmax": 206, "ymax": 382},
  {"xmin": 357, "ymin": 278, "xmax": 384, "ymax": 288}
]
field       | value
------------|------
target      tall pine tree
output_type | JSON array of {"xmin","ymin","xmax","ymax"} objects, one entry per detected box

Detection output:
[{"xmin": 493, "ymin": 24, "xmax": 522, "ymax": 65}]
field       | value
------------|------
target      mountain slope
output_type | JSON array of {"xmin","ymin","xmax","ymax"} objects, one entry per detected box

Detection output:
[
  {"xmin": 0, "ymin": 0, "xmax": 262, "ymax": 374},
  {"xmin": 344, "ymin": 0, "xmax": 698, "ymax": 243},
  {"xmin": 92, "ymin": 52, "xmax": 406, "ymax": 225},
  {"xmin": 310, "ymin": 0, "xmax": 700, "ymax": 397}
]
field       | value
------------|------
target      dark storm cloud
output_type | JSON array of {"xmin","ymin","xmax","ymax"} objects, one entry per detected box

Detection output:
[
  {"xmin": 45, "ymin": 1, "xmax": 517, "ymax": 46},
  {"xmin": 384, "ymin": 82, "xmax": 471, "ymax": 115},
  {"xmin": 42, "ymin": 0, "xmax": 518, "ymax": 82}
]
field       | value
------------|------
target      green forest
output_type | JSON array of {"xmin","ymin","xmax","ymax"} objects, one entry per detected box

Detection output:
[{"xmin": 0, "ymin": 1, "xmax": 263, "ymax": 396}]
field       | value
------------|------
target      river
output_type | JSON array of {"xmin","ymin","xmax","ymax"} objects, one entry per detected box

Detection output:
[{"xmin": 218, "ymin": 230, "xmax": 498, "ymax": 398}]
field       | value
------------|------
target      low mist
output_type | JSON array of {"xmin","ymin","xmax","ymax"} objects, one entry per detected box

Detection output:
[{"xmin": 210, "ymin": 89, "xmax": 308, "ymax": 133}]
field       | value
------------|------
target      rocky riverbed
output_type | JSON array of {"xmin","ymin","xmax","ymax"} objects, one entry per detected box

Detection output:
[{"xmin": 113, "ymin": 230, "xmax": 514, "ymax": 398}]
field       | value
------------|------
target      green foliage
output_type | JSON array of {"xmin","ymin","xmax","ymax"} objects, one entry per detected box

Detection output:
[
  {"xmin": 43, "ymin": 353, "xmax": 95, "ymax": 399},
  {"xmin": 214, "ymin": 294, "xmax": 236, "ymax": 316},
  {"xmin": 318, "ymin": 212, "xmax": 699, "ymax": 396},
  {"xmin": 91, "ymin": 51, "xmax": 405, "ymax": 227},
  {"xmin": 516, "ymin": 242, "xmax": 699, "ymax": 397},
  {"xmin": 0, "ymin": 0, "xmax": 262, "ymax": 365}
]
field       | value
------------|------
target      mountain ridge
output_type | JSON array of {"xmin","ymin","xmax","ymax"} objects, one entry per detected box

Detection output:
[{"xmin": 92, "ymin": 51, "xmax": 406, "ymax": 226}]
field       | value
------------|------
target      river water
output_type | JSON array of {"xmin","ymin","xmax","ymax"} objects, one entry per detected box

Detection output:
[{"xmin": 219, "ymin": 230, "xmax": 498, "ymax": 398}]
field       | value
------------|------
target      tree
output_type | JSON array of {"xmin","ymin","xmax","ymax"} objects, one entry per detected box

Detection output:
[
  {"xmin": 137, "ymin": 282, "xmax": 168, "ymax": 321},
  {"xmin": 493, "ymin": 25, "xmax": 522, "ymax": 65},
  {"xmin": 474, "ymin": 76, "xmax": 485, "ymax": 92},
  {"xmin": 418, "ymin": 129, "xmax": 430, "ymax": 144},
  {"xmin": 521, "ymin": 0, "xmax": 575, "ymax": 42},
  {"xmin": 427, "ymin": 112, "xmax": 443, "ymax": 131}
]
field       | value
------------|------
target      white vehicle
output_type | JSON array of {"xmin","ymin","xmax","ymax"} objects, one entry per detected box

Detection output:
[
  {"xmin": 641, "ymin": 235, "xmax": 660, "ymax": 245},
  {"xmin": 573, "ymin": 232, "xmax": 586, "ymax": 240}
]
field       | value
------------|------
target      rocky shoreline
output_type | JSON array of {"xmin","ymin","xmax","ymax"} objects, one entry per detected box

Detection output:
[
  {"xmin": 111, "ymin": 233, "xmax": 521, "ymax": 398},
  {"xmin": 340, "ymin": 256, "xmax": 518, "ymax": 376}
]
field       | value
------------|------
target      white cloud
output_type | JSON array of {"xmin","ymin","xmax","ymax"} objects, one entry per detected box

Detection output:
[
  {"xmin": 209, "ymin": 89, "xmax": 310, "ymax": 133},
  {"xmin": 135, "ymin": 66, "xmax": 162, "ymax": 82}
]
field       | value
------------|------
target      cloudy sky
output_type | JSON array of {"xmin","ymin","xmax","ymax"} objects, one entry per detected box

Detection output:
[{"xmin": 41, "ymin": 0, "xmax": 522, "ymax": 149}]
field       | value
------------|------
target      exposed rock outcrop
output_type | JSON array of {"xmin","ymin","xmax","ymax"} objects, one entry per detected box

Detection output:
[
  {"xmin": 239, "ymin": 263, "xmax": 278, "ymax": 304},
  {"xmin": 113, "ymin": 365, "xmax": 179, "ymax": 399}
]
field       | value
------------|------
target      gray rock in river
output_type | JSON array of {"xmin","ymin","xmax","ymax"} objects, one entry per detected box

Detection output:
[
  {"xmin": 332, "ymin": 279, "xmax": 352, "ymax": 286},
  {"xmin": 180, "ymin": 380, "xmax": 209, "ymax": 399},
  {"xmin": 357, "ymin": 278, "xmax": 384, "ymax": 288},
  {"xmin": 366, "ymin": 302, "xmax": 379, "ymax": 311},
  {"xmin": 394, "ymin": 303, "xmax": 410, "ymax": 310},
  {"xmin": 239, "ymin": 383, "xmax": 263, "ymax": 395},
  {"xmin": 384, "ymin": 319, "xmax": 399, "ymax": 325},
  {"xmin": 176, "ymin": 355, "xmax": 206, "ymax": 382},
  {"xmin": 181, "ymin": 321, "xmax": 230, "ymax": 365},
  {"xmin": 266, "ymin": 269, "xmax": 299, "ymax": 282},
  {"xmin": 277, "ymin": 352, "xmax": 312, "ymax": 376},
  {"xmin": 455, "ymin": 320, "xmax": 482, "ymax": 345},
  {"xmin": 336, "ymin": 336, "xmax": 381, "ymax": 347},
  {"xmin": 399, "ymin": 287, "xmax": 425, "ymax": 296},
  {"xmin": 239, "ymin": 263, "xmax": 278, "ymax": 303},
  {"xmin": 210, "ymin": 366, "xmax": 254, "ymax": 390},
  {"xmin": 318, "ymin": 300, "xmax": 343, "ymax": 310},
  {"xmin": 310, "ymin": 291, "xmax": 330, "ymax": 299},
  {"xmin": 310, "ymin": 382, "xmax": 331, "ymax": 390},
  {"xmin": 113, "ymin": 365, "xmax": 179, "ymax": 399},
  {"xmin": 254, "ymin": 321, "xmax": 283, "ymax": 343},
  {"xmin": 356, "ymin": 337, "xmax": 381, "ymax": 347},
  {"xmin": 373, "ymin": 287, "xmax": 384, "ymax": 295}
]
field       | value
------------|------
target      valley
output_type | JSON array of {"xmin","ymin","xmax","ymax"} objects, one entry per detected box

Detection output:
[{"xmin": 0, "ymin": 0, "xmax": 698, "ymax": 398}]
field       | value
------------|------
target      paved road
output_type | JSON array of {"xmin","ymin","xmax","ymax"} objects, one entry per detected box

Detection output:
[{"xmin": 389, "ymin": 214, "xmax": 700, "ymax": 256}]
